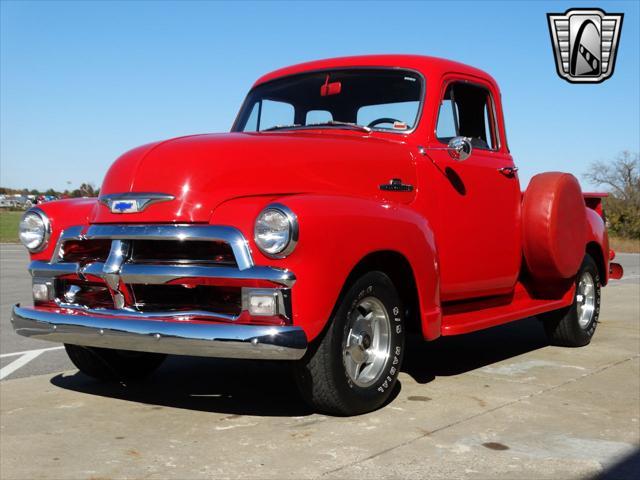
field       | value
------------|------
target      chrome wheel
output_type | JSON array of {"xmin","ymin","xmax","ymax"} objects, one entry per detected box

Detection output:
[
  {"xmin": 343, "ymin": 296, "xmax": 391, "ymax": 387},
  {"xmin": 576, "ymin": 271, "xmax": 596, "ymax": 329}
]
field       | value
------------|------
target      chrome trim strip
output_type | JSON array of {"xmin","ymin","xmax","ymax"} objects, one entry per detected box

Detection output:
[
  {"xmin": 86, "ymin": 224, "xmax": 254, "ymax": 271},
  {"xmin": 29, "ymin": 260, "xmax": 296, "ymax": 288},
  {"xmin": 11, "ymin": 305, "xmax": 307, "ymax": 360}
]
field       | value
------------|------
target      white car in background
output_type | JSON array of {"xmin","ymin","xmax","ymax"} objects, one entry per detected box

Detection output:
[{"xmin": 0, "ymin": 195, "xmax": 33, "ymax": 210}]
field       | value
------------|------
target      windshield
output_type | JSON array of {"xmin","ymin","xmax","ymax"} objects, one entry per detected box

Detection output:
[{"xmin": 232, "ymin": 69, "xmax": 423, "ymax": 133}]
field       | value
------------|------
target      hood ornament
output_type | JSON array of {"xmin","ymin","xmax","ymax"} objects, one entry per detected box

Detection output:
[{"xmin": 99, "ymin": 192, "xmax": 174, "ymax": 214}]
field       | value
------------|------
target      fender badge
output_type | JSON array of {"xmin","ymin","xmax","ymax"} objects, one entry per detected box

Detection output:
[{"xmin": 99, "ymin": 193, "xmax": 174, "ymax": 214}]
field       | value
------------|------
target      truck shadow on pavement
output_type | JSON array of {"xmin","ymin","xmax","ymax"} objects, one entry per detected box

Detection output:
[
  {"xmin": 50, "ymin": 356, "xmax": 317, "ymax": 417},
  {"xmin": 49, "ymin": 317, "xmax": 548, "ymax": 416},
  {"xmin": 403, "ymin": 316, "xmax": 549, "ymax": 384}
]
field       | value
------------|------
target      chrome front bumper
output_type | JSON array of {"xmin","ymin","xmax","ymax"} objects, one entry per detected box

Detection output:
[{"xmin": 11, "ymin": 305, "xmax": 308, "ymax": 360}]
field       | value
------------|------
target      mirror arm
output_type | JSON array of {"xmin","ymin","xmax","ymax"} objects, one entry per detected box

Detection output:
[
  {"xmin": 419, "ymin": 146, "xmax": 452, "ymax": 152},
  {"xmin": 418, "ymin": 136, "xmax": 472, "ymax": 162}
]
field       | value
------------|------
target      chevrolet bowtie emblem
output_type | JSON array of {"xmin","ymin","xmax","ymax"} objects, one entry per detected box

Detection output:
[
  {"xmin": 547, "ymin": 8, "xmax": 624, "ymax": 84},
  {"xmin": 99, "ymin": 193, "xmax": 174, "ymax": 214}
]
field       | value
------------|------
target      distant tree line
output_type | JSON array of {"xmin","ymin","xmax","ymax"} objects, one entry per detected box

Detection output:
[
  {"xmin": 0, "ymin": 183, "xmax": 99, "ymax": 198},
  {"xmin": 584, "ymin": 151, "xmax": 639, "ymax": 239}
]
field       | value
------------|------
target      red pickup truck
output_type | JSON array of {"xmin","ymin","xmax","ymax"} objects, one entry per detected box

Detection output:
[{"xmin": 13, "ymin": 55, "xmax": 623, "ymax": 415}]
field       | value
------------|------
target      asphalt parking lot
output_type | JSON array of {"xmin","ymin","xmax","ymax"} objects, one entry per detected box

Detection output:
[{"xmin": 1, "ymin": 244, "xmax": 639, "ymax": 479}]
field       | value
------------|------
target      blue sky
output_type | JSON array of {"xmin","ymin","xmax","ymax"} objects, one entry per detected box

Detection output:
[{"xmin": 1, "ymin": 0, "xmax": 638, "ymax": 192}]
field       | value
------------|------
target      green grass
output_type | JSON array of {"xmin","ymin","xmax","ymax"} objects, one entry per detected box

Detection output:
[{"xmin": 0, "ymin": 210, "xmax": 22, "ymax": 243}]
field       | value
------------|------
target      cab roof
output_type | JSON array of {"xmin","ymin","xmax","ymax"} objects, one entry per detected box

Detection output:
[{"xmin": 253, "ymin": 54, "xmax": 495, "ymax": 87}]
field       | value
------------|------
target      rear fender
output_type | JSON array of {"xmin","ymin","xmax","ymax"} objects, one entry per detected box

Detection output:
[
  {"xmin": 211, "ymin": 194, "xmax": 441, "ymax": 341},
  {"xmin": 585, "ymin": 207, "xmax": 610, "ymax": 285}
]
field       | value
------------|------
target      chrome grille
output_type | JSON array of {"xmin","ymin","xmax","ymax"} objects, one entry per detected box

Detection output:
[{"xmin": 30, "ymin": 224, "xmax": 295, "ymax": 321}]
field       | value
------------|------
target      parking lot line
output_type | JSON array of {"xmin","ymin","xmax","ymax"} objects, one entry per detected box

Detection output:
[
  {"xmin": 0, "ymin": 346, "xmax": 64, "ymax": 359},
  {"xmin": 0, "ymin": 346, "xmax": 64, "ymax": 380}
]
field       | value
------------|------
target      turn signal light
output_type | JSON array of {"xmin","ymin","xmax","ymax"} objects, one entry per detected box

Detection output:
[{"xmin": 242, "ymin": 288, "xmax": 280, "ymax": 317}]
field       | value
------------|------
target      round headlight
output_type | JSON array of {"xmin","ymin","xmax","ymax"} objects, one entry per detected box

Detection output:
[
  {"xmin": 254, "ymin": 204, "xmax": 298, "ymax": 258},
  {"xmin": 19, "ymin": 209, "xmax": 50, "ymax": 252}
]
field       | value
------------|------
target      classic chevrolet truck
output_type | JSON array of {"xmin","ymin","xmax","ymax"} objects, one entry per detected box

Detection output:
[{"xmin": 13, "ymin": 55, "xmax": 624, "ymax": 415}]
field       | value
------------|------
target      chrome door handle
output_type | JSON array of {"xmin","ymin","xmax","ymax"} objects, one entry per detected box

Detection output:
[{"xmin": 498, "ymin": 166, "xmax": 518, "ymax": 177}]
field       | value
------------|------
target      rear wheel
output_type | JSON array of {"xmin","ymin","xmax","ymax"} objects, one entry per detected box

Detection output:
[
  {"xmin": 295, "ymin": 271, "xmax": 405, "ymax": 415},
  {"xmin": 541, "ymin": 254, "xmax": 601, "ymax": 347},
  {"xmin": 65, "ymin": 344, "xmax": 166, "ymax": 381}
]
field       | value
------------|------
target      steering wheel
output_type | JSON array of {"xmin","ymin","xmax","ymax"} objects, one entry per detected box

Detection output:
[{"xmin": 367, "ymin": 117, "xmax": 403, "ymax": 128}]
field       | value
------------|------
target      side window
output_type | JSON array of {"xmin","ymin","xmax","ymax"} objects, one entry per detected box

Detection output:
[
  {"xmin": 306, "ymin": 110, "xmax": 332, "ymax": 124},
  {"xmin": 258, "ymin": 100, "xmax": 294, "ymax": 131},
  {"xmin": 243, "ymin": 103, "xmax": 259, "ymax": 132},
  {"xmin": 436, "ymin": 83, "xmax": 499, "ymax": 150}
]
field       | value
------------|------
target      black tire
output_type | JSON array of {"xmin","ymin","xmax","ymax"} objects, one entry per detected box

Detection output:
[
  {"xmin": 65, "ymin": 344, "xmax": 166, "ymax": 381},
  {"xmin": 295, "ymin": 271, "xmax": 405, "ymax": 416},
  {"xmin": 541, "ymin": 254, "xmax": 601, "ymax": 347}
]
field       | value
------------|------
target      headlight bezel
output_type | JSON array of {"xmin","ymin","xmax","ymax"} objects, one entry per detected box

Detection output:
[
  {"xmin": 19, "ymin": 208, "xmax": 51, "ymax": 253},
  {"xmin": 253, "ymin": 203, "xmax": 298, "ymax": 259}
]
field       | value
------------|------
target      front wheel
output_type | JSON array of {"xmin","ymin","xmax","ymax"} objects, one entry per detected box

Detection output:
[
  {"xmin": 540, "ymin": 254, "xmax": 601, "ymax": 347},
  {"xmin": 295, "ymin": 271, "xmax": 405, "ymax": 416}
]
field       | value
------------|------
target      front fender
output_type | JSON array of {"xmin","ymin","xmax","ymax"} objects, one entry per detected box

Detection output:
[
  {"xmin": 211, "ymin": 194, "xmax": 441, "ymax": 342},
  {"xmin": 26, "ymin": 198, "xmax": 98, "ymax": 262}
]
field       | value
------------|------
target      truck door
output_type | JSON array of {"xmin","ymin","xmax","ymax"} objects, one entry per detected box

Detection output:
[{"xmin": 426, "ymin": 78, "xmax": 521, "ymax": 301}]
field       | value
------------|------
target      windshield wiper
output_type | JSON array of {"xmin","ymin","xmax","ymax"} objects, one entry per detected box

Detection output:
[
  {"xmin": 305, "ymin": 121, "xmax": 371, "ymax": 133},
  {"xmin": 262, "ymin": 124, "xmax": 301, "ymax": 132}
]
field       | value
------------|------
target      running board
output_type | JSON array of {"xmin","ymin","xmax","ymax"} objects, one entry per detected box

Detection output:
[{"xmin": 440, "ymin": 283, "xmax": 576, "ymax": 336}]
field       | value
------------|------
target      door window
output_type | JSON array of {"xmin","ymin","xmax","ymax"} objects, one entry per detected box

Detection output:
[{"xmin": 436, "ymin": 82, "xmax": 499, "ymax": 150}]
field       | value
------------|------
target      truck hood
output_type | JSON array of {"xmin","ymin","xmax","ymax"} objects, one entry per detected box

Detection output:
[{"xmin": 91, "ymin": 132, "xmax": 416, "ymax": 223}]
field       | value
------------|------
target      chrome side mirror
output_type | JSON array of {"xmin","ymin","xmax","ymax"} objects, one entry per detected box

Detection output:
[
  {"xmin": 447, "ymin": 136, "xmax": 472, "ymax": 161},
  {"xmin": 417, "ymin": 136, "xmax": 473, "ymax": 161}
]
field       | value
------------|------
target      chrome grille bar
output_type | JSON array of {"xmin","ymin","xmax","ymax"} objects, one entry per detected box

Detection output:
[
  {"xmin": 31, "ymin": 261, "xmax": 295, "ymax": 288},
  {"xmin": 86, "ymin": 224, "xmax": 254, "ymax": 271}
]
